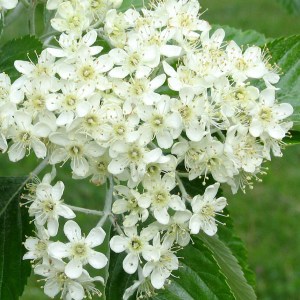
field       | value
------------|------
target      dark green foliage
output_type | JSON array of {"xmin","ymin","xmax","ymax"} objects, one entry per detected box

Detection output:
[{"xmin": 0, "ymin": 177, "xmax": 33, "ymax": 300}]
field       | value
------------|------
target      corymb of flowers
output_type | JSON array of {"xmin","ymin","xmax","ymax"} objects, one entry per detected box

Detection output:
[{"xmin": 0, "ymin": 0, "xmax": 294, "ymax": 299}]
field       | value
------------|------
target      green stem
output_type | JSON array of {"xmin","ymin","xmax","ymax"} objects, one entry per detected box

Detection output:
[
  {"xmin": 97, "ymin": 175, "xmax": 114, "ymax": 227},
  {"xmin": 28, "ymin": 0, "xmax": 37, "ymax": 35},
  {"xmin": 175, "ymin": 173, "xmax": 191, "ymax": 201},
  {"xmin": 66, "ymin": 205, "xmax": 105, "ymax": 216},
  {"xmin": 20, "ymin": 0, "xmax": 30, "ymax": 8},
  {"xmin": 109, "ymin": 214, "xmax": 124, "ymax": 235}
]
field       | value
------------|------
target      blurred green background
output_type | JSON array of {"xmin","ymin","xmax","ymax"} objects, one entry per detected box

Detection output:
[{"xmin": 0, "ymin": 0, "xmax": 299, "ymax": 299}]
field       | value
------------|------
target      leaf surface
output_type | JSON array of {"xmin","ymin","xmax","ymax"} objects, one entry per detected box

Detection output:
[{"xmin": 0, "ymin": 177, "xmax": 33, "ymax": 300}]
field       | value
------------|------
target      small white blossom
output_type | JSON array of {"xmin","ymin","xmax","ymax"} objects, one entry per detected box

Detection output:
[
  {"xmin": 48, "ymin": 220, "xmax": 108, "ymax": 279},
  {"xmin": 189, "ymin": 183, "xmax": 227, "ymax": 236}
]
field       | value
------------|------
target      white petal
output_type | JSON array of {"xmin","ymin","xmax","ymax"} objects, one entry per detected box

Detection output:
[
  {"xmin": 110, "ymin": 235, "xmax": 128, "ymax": 253},
  {"xmin": 64, "ymin": 220, "xmax": 82, "ymax": 242},
  {"xmin": 204, "ymin": 183, "xmax": 220, "ymax": 202},
  {"xmin": 47, "ymin": 218, "xmax": 59, "ymax": 236},
  {"xmin": 58, "ymin": 204, "xmax": 76, "ymax": 219},
  {"xmin": 203, "ymin": 220, "xmax": 218, "ymax": 236},
  {"xmin": 154, "ymin": 207, "xmax": 169, "ymax": 225},
  {"xmin": 31, "ymin": 139, "xmax": 47, "ymax": 158},
  {"xmin": 169, "ymin": 195, "xmax": 185, "ymax": 211},
  {"xmin": 86, "ymin": 227, "xmax": 106, "ymax": 247},
  {"xmin": 48, "ymin": 241, "xmax": 69, "ymax": 259},
  {"xmin": 65, "ymin": 259, "xmax": 83, "ymax": 279},
  {"xmin": 44, "ymin": 278, "xmax": 61, "ymax": 298},
  {"xmin": 151, "ymin": 268, "xmax": 167, "ymax": 289},
  {"xmin": 67, "ymin": 281, "xmax": 85, "ymax": 300},
  {"xmin": 144, "ymin": 148, "xmax": 162, "ymax": 163},
  {"xmin": 108, "ymin": 158, "xmax": 128, "ymax": 174},
  {"xmin": 88, "ymin": 250, "xmax": 108, "ymax": 269},
  {"xmin": 52, "ymin": 181, "xmax": 64, "ymax": 201},
  {"xmin": 189, "ymin": 215, "xmax": 201, "ymax": 234},
  {"xmin": 71, "ymin": 157, "xmax": 89, "ymax": 176},
  {"xmin": 123, "ymin": 253, "xmax": 138, "ymax": 274}
]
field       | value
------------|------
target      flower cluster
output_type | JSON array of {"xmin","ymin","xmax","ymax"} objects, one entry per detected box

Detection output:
[
  {"xmin": 22, "ymin": 173, "xmax": 107, "ymax": 299},
  {"xmin": 0, "ymin": 0, "xmax": 293, "ymax": 299}
]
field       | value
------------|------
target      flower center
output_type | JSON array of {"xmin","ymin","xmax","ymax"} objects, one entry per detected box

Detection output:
[
  {"xmin": 36, "ymin": 240, "xmax": 48, "ymax": 252},
  {"xmin": 43, "ymin": 200, "xmax": 55, "ymax": 213},
  {"xmin": 151, "ymin": 114, "xmax": 164, "ymax": 129},
  {"xmin": 84, "ymin": 114, "xmax": 99, "ymax": 127},
  {"xmin": 114, "ymin": 124, "xmax": 126, "ymax": 136},
  {"xmin": 68, "ymin": 15, "xmax": 81, "ymax": 29},
  {"xmin": 69, "ymin": 145, "xmax": 82, "ymax": 156},
  {"xmin": 152, "ymin": 190, "xmax": 169, "ymax": 207},
  {"xmin": 65, "ymin": 95, "xmax": 77, "ymax": 107},
  {"xmin": 129, "ymin": 237, "xmax": 143, "ymax": 252},
  {"xmin": 128, "ymin": 52, "xmax": 140, "ymax": 68},
  {"xmin": 97, "ymin": 161, "xmax": 107, "ymax": 172},
  {"xmin": 80, "ymin": 65, "xmax": 95, "ymax": 80},
  {"xmin": 201, "ymin": 204, "xmax": 215, "ymax": 217},
  {"xmin": 236, "ymin": 58, "xmax": 248, "ymax": 71},
  {"xmin": 72, "ymin": 242, "xmax": 88, "ymax": 258},
  {"xmin": 128, "ymin": 147, "xmax": 142, "ymax": 161},
  {"xmin": 19, "ymin": 132, "xmax": 31, "ymax": 143},
  {"xmin": 179, "ymin": 105, "xmax": 192, "ymax": 120},
  {"xmin": 128, "ymin": 197, "xmax": 138, "ymax": 210},
  {"xmin": 259, "ymin": 107, "xmax": 272, "ymax": 122}
]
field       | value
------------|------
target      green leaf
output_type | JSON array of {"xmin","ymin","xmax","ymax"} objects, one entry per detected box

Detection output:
[
  {"xmin": 105, "ymin": 251, "xmax": 137, "ymax": 300},
  {"xmin": 217, "ymin": 212, "xmax": 256, "ymax": 289},
  {"xmin": 106, "ymin": 237, "xmax": 235, "ymax": 300},
  {"xmin": 154, "ymin": 237, "xmax": 235, "ymax": 300},
  {"xmin": 0, "ymin": 177, "xmax": 33, "ymax": 300},
  {"xmin": 119, "ymin": 0, "xmax": 150, "ymax": 11},
  {"xmin": 200, "ymin": 234, "xmax": 257, "ymax": 300},
  {"xmin": 283, "ymin": 130, "xmax": 300, "ymax": 145},
  {"xmin": 266, "ymin": 36, "xmax": 300, "ymax": 130},
  {"xmin": 212, "ymin": 25, "xmax": 268, "ymax": 47},
  {"xmin": 0, "ymin": 35, "xmax": 43, "ymax": 81},
  {"xmin": 276, "ymin": 0, "xmax": 300, "ymax": 15},
  {"xmin": 182, "ymin": 177, "xmax": 256, "ymax": 293}
]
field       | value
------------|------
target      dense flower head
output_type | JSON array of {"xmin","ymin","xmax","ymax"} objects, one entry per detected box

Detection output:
[{"xmin": 1, "ymin": 0, "xmax": 294, "ymax": 299}]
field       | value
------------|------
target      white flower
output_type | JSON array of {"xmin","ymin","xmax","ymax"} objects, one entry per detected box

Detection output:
[
  {"xmin": 7, "ymin": 111, "xmax": 51, "ymax": 162},
  {"xmin": 172, "ymin": 88, "xmax": 206, "ymax": 142},
  {"xmin": 189, "ymin": 183, "xmax": 227, "ymax": 236},
  {"xmin": 225, "ymin": 125, "xmax": 263, "ymax": 174},
  {"xmin": 108, "ymin": 139, "xmax": 165, "ymax": 183},
  {"xmin": 109, "ymin": 42, "xmax": 160, "ymax": 79},
  {"xmin": 172, "ymin": 137, "xmax": 237, "ymax": 183},
  {"xmin": 226, "ymin": 41, "xmax": 268, "ymax": 82},
  {"xmin": 13, "ymin": 50, "xmax": 57, "ymax": 88},
  {"xmin": 35, "ymin": 259, "xmax": 103, "ymax": 300},
  {"xmin": 137, "ymin": 95, "xmax": 182, "ymax": 149},
  {"xmin": 143, "ymin": 234, "xmax": 179, "ymax": 289},
  {"xmin": 165, "ymin": 210, "xmax": 192, "ymax": 246},
  {"xmin": 166, "ymin": 0, "xmax": 210, "ymax": 41},
  {"xmin": 50, "ymin": 132, "xmax": 105, "ymax": 176},
  {"xmin": 47, "ymin": 30, "xmax": 103, "ymax": 59},
  {"xmin": 51, "ymin": 1, "xmax": 91, "ymax": 35},
  {"xmin": 48, "ymin": 220, "xmax": 108, "ymax": 279},
  {"xmin": 249, "ymin": 88, "xmax": 293, "ymax": 139},
  {"xmin": 46, "ymin": 81, "xmax": 94, "ymax": 127},
  {"xmin": 112, "ymin": 185, "xmax": 149, "ymax": 227},
  {"xmin": 113, "ymin": 74, "xmax": 166, "ymax": 106},
  {"xmin": 110, "ymin": 226, "xmax": 159, "ymax": 274},
  {"xmin": 28, "ymin": 180, "xmax": 75, "ymax": 236},
  {"xmin": 141, "ymin": 174, "xmax": 186, "ymax": 225},
  {"xmin": 23, "ymin": 224, "xmax": 52, "ymax": 263}
]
